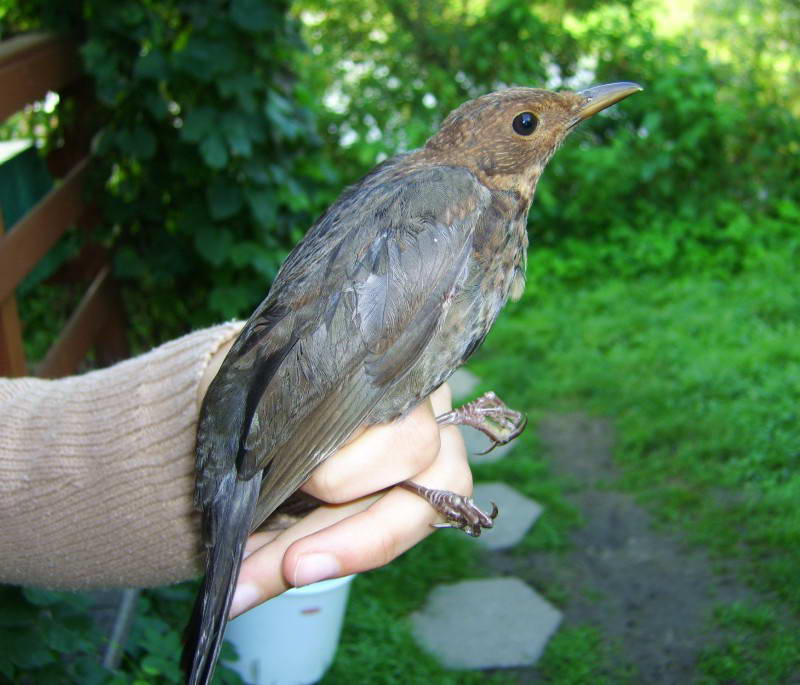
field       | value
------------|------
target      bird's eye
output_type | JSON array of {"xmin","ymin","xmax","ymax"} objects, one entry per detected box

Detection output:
[{"xmin": 512, "ymin": 112, "xmax": 538, "ymax": 136}]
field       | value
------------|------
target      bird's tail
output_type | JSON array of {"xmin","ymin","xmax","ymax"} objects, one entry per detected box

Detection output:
[{"xmin": 182, "ymin": 474, "xmax": 261, "ymax": 685}]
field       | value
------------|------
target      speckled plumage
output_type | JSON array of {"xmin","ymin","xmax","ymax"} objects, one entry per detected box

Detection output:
[{"xmin": 183, "ymin": 83, "xmax": 642, "ymax": 685}]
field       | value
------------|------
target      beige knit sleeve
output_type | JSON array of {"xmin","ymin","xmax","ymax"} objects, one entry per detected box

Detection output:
[{"xmin": 0, "ymin": 321, "xmax": 243, "ymax": 590}]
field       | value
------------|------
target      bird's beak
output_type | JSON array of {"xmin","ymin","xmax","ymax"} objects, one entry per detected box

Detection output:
[{"xmin": 574, "ymin": 82, "xmax": 643, "ymax": 122}]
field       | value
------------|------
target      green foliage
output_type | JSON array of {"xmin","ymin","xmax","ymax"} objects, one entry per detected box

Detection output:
[
  {"xmin": 469, "ymin": 239, "xmax": 800, "ymax": 678},
  {"xmin": 0, "ymin": 587, "xmax": 107, "ymax": 683},
  {"xmin": 0, "ymin": 584, "xmax": 244, "ymax": 684},
  {"xmin": 6, "ymin": 0, "xmax": 324, "ymax": 349},
  {"xmin": 537, "ymin": 625, "xmax": 632, "ymax": 684},
  {"xmin": 83, "ymin": 0, "xmax": 318, "ymax": 346},
  {"xmin": 698, "ymin": 603, "xmax": 800, "ymax": 684},
  {"xmin": 295, "ymin": 0, "xmax": 799, "ymax": 271}
]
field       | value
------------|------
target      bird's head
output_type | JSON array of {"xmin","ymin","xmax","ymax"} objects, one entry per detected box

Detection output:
[{"xmin": 423, "ymin": 82, "xmax": 642, "ymax": 197}]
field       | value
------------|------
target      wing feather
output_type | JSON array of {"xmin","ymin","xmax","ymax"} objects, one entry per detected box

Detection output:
[{"xmin": 199, "ymin": 164, "xmax": 491, "ymax": 528}]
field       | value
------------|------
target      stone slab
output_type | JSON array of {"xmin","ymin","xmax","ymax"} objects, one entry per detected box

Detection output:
[
  {"xmin": 472, "ymin": 482, "xmax": 543, "ymax": 550},
  {"xmin": 411, "ymin": 577, "xmax": 562, "ymax": 669},
  {"xmin": 448, "ymin": 368, "xmax": 480, "ymax": 402}
]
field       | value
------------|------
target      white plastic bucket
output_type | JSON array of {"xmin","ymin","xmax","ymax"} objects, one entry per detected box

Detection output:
[{"xmin": 223, "ymin": 574, "xmax": 356, "ymax": 685}]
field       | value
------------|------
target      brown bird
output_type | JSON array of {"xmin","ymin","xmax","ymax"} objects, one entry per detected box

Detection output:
[{"xmin": 182, "ymin": 81, "xmax": 642, "ymax": 684}]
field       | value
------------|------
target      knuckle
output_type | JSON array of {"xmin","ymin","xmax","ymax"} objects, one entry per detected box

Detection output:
[
  {"xmin": 412, "ymin": 416, "xmax": 442, "ymax": 467},
  {"xmin": 306, "ymin": 463, "xmax": 342, "ymax": 503}
]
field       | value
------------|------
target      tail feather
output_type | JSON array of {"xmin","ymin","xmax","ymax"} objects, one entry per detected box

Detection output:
[{"xmin": 182, "ymin": 473, "xmax": 261, "ymax": 685}]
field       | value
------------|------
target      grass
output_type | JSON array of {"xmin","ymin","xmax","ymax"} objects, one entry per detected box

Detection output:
[
  {"xmin": 323, "ymin": 534, "xmax": 507, "ymax": 685},
  {"xmin": 474, "ymin": 249, "xmax": 800, "ymax": 608},
  {"xmin": 697, "ymin": 603, "xmax": 800, "ymax": 684},
  {"xmin": 327, "ymin": 240, "xmax": 799, "ymax": 682}
]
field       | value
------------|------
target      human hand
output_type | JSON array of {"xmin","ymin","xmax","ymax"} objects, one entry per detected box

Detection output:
[{"xmin": 227, "ymin": 382, "xmax": 470, "ymax": 618}]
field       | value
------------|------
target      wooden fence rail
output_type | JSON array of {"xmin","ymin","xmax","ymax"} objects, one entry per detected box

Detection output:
[{"xmin": 0, "ymin": 32, "xmax": 127, "ymax": 377}]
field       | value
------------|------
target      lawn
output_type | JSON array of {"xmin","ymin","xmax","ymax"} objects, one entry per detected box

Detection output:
[{"xmin": 324, "ymin": 232, "xmax": 800, "ymax": 683}]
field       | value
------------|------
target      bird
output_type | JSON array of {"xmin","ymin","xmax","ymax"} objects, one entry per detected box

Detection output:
[{"xmin": 182, "ymin": 81, "xmax": 642, "ymax": 684}]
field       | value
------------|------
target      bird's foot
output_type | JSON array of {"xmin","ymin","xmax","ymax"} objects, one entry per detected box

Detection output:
[
  {"xmin": 401, "ymin": 481, "xmax": 497, "ymax": 537},
  {"xmin": 436, "ymin": 391, "xmax": 527, "ymax": 454}
]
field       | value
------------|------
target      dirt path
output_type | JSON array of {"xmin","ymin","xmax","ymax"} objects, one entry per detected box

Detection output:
[{"xmin": 487, "ymin": 412, "xmax": 758, "ymax": 683}]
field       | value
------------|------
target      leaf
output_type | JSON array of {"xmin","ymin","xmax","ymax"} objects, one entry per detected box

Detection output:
[
  {"xmin": 265, "ymin": 90, "xmax": 300, "ymax": 140},
  {"xmin": 42, "ymin": 620, "xmax": 85, "ymax": 653},
  {"xmin": 134, "ymin": 50, "xmax": 167, "ymax": 80},
  {"xmin": 230, "ymin": 0, "xmax": 274, "ymax": 32},
  {"xmin": 278, "ymin": 178, "xmax": 310, "ymax": 212},
  {"xmin": 245, "ymin": 188, "xmax": 277, "ymax": 227},
  {"xmin": 242, "ymin": 159, "xmax": 270, "ymax": 185},
  {"xmin": 221, "ymin": 111, "xmax": 252, "ymax": 157},
  {"xmin": 7, "ymin": 632, "xmax": 53, "ymax": 668},
  {"xmin": 199, "ymin": 133, "xmax": 229, "ymax": 169},
  {"xmin": 209, "ymin": 284, "xmax": 257, "ymax": 318},
  {"xmin": 181, "ymin": 106, "xmax": 217, "ymax": 143},
  {"xmin": 22, "ymin": 588, "xmax": 76, "ymax": 607},
  {"xmin": 144, "ymin": 91, "xmax": 169, "ymax": 120},
  {"xmin": 140, "ymin": 654, "xmax": 162, "ymax": 676},
  {"xmin": 207, "ymin": 180, "xmax": 243, "ymax": 220},
  {"xmin": 130, "ymin": 125, "xmax": 156, "ymax": 159},
  {"xmin": 0, "ymin": 602, "xmax": 36, "ymax": 626},
  {"xmin": 194, "ymin": 224, "xmax": 233, "ymax": 266}
]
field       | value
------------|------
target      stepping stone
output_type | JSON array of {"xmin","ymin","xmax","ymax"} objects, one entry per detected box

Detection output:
[
  {"xmin": 411, "ymin": 577, "xmax": 562, "ymax": 669},
  {"xmin": 448, "ymin": 368, "xmax": 480, "ymax": 401},
  {"xmin": 472, "ymin": 482, "xmax": 543, "ymax": 550}
]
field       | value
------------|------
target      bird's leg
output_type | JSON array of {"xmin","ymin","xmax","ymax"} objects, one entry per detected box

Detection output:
[
  {"xmin": 436, "ymin": 390, "xmax": 527, "ymax": 454},
  {"xmin": 400, "ymin": 481, "xmax": 498, "ymax": 537},
  {"xmin": 399, "ymin": 392, "xmax": 524, "ymax": 536}
]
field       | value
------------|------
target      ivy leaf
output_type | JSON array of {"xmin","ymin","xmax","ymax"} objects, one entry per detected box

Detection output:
[
  {"xmin": 42, "ymin": 620, "xmax": 85, "ymax": 653},
  {"xmin": 144, "ymin": 91, "xmax": 169, "ymax": 120},
  {"xmin": 140, "ymin": 654, "xmax": 163, "ymax": 676},
  {"xmin": 207, "ymin": 179, "xmax": 243, "ymax": 220},
  {"xmin": 278, "ymin": 178, "xmax": 310, "ymax": 212},
  {"xmin": 22, "ymin": 588, "xmax": 75, "ymax": 607},
  {"xmin": 199, "ymin": 133, "xmax": 229, "ymax": 169},
  {"xmin": 246, "ymin": 188, "xmax": 277, "ymax": 227},
  {"xmin": 209, "ymin": 284, "xmax": 257, "ymax": 319},
  {"xmin": 265, "ymin": 90, "xmax": 300, "ymax": 141},
  {"xmin": 221, "ymin": 111, "xmax": 252, "ymax": 157},
  {"xmin": 230, "ymin": 0, "xmax": 274, "ymax": 32},
  {"xmin": 194, "ymin": 224, "xmax": 233, "ymax": 266},
  {"xmin": 218, "ymin": 73, "xmax": 260, "ymax": 112},
  {"xmin": 242, "ymin": 158, "xmax": 269, "ymax": 185},
  {"xmin": 181, "ymin": 106, "xmax": 217, "ymax": 143},
  {"xmin": 6, "ymin": 631, "xmax": 53, "ymax": 668},
  {"xmin": 130, "ymin": 125, "xmax": 156, "ymax": 159},
  {"xmin": 134, "ymin": 50, "xmax": 168, "ymax": 80}
]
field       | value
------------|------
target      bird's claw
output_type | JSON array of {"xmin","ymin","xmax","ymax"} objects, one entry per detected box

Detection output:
[
  {"xmin": 437, "ymin": 390, "xmax": 528, "ymax": 453},
  {"xmin": 402, "ymin": 481, "xmax": 498, "ymax": 538}
]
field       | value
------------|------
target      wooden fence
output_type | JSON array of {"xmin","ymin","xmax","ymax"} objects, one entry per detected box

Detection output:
[{"xmin": 0, "ymin": 33, "xmax": 127, "ymax": 378}]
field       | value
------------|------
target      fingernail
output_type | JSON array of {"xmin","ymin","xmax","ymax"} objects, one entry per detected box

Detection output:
[
  {"xmin": 292, "ymin": 553, "xmax": 341, "ymax": 587},
  {"xmin": 229, "ymin": 583, "xmax": 260, "ymax": 618}
]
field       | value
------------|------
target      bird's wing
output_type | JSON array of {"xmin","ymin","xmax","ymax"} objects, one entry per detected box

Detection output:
[{"xmin": 196, "ymin": 165, "xmax": 490, "ymax": 530}]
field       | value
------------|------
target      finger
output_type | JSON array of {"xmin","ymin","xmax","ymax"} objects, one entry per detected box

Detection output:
[
  {"xmin": 283, "ymin": 419, "xmax": 470, "ymax": 586},
  {"xmin": 230, "ymin": 496, "xmax": 378, "ymax": 618},
  {"xmin": 301, "ymin": 397, "xmax": 442, "ymax": 503},
  {"xmin": 429, "ymin": 381, "xmax": 453, "ymax": 416},
  {"xmin": 232, "ymin": 382, "xmax": 462, "ymax": 617}
]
